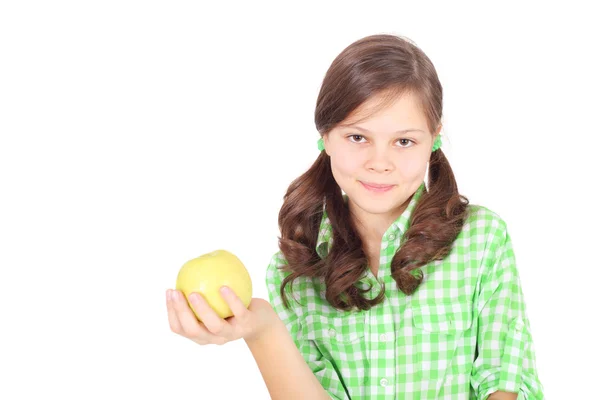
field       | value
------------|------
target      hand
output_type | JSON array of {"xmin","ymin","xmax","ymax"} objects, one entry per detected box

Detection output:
[{"xmin": 166, "ymin": 287, "xmax": 276, "ymax": 345}]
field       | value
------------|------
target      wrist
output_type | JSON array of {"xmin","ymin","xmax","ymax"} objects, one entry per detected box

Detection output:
[{"xmin": 244, "ymin": 306, "xmax": 283, "ymax": 348}]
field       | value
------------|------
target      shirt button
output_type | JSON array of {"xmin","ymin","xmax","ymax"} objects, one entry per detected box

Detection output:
[
  {"xmin": 379, "ymin": 333, "xmax": 388, "ymax": 342},
  {"xmin": 380, "ymin": 378, "xmax": 389, "ymax": 387},
  {"xmin": 388, "ymin": 234, "xmax": 396, "ymax": 241},
  {"xmin": 328, "ymin": 328, "xmax": 336, "ymax": 337}
]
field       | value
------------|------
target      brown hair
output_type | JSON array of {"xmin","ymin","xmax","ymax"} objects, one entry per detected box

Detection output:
[{"xmin": 277, "ymin": 34, "xmax": 470, "ymax": 311}]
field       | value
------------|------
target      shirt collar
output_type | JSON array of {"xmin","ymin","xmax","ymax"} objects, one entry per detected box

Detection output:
[{"xmin": 316, "ymin": 181, "xmax": 427, "ymax": 259}]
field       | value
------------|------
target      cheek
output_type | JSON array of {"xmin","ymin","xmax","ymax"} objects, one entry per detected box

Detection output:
[
  {"xmin": 398, "ymin": 150, "xmax": 431, "ymax": 174},
  {"xmin": 397, "ymin": 157, "xmax": 425, "ymax": 176},
  {"xmin": 332, "ymin": 153, "xmax": 361, "ymax": 178}
]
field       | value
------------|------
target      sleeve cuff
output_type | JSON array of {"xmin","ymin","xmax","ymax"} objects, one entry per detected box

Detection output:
[{"xmin": 474, "ymin": 318, "xmax": 527, "ymax": 398}]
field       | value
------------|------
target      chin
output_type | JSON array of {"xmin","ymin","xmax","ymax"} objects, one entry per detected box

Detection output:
[{"xmin": 351, "ymin": 193, "xmax": 399, "ymax": 213}]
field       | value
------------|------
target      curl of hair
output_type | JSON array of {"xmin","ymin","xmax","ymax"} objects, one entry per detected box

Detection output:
[{"xmin": 277, "ymin": 34, "xmax": 469, "ymax": 311}]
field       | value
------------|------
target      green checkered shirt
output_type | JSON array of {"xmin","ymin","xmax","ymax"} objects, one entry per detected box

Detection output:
[{"xmin": 265, "ymin": 182, "xmax": 544, "ymax": 399}]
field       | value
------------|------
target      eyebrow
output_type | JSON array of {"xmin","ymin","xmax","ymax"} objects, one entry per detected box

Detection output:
[{"xmin": 340, "ymin": 124, "xmax": 425, "ymax": 134}]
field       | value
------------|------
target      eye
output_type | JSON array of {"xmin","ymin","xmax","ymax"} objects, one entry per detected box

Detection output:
[
  {"xmin": 348, "ymin": 134, "xmax": 366, "ymax": 143},
  {"xmin": 346, "ymin": 135, "xmax": 415, "ymax": 148},
  {"xmin": 397, "ymin": 139, "xmax": 414, "ymax": 148}
]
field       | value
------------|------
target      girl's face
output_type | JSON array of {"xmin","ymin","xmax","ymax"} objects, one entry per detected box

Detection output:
[{"xmin": 323, "ymin": 91, "xmax": 440, "ymax": 223}]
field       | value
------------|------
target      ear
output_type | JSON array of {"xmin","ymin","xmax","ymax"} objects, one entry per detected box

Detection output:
[
  {"xmin": 430, "ymin": 124, "xmax": 443, "ymax": 150},
  {"xmin": 323, "ymin": 133, "xmax": 330, "ymax": 156}
]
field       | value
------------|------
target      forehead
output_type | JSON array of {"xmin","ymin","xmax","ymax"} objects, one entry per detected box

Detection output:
[{"xmin": 339, "ymin": 91, "xmax": 427, "ymax": 130}]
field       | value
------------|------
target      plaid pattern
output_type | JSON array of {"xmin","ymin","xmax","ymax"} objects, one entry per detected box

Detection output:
[{"xmin": 266, "ymin": 182, "xmax": 544, "ymax": 399}]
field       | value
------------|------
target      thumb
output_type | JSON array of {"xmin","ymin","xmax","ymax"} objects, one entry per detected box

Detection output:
[{"xmin": 219, "ymin": 286, "xmax": 249, "ymax": 317}]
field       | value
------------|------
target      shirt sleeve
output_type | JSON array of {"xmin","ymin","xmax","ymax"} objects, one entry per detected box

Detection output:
[
  {"xmin": 265, "ymin": 251, "xmax": 350, "ymax": 400},
  {"xmin": 471, "ymin": 222, "xmax": 545, "ymax": 399}
]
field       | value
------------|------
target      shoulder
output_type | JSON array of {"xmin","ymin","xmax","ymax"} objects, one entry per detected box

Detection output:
[
  {"xmin": 265, "ymin": 250, "xmax": 288, "ymax": 284},
  {"xmin": 458, "ymin": 204, "xmax": 513, "ymax": 264},
  {"xmin": 463, "ymin": 203, "xmax": 510, "ymax": 239},
  {"xmin": 265, "ymin": 249, "xmax": 324, "ymax": 323},
  {"xmin": 267, "ymin": 249, "xmax": 288, "ymax": 270},
  {"xmin": 461, "ymin": 204, "xmax": 517, "ymax": 279},
  {"xmin": 265, "ymin": 250, "xmax": 319, "ymax": 289}
]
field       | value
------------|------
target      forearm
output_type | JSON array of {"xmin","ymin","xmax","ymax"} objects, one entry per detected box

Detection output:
[
  {"xmin": 487, "ymin": 391, "xmax": 517, "ymax": 400},
  {"xmin": 244, "ymin": 311, "xmax": 331, "ymax": 400}
]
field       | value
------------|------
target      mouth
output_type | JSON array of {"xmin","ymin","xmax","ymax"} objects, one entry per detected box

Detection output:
[{"xmin": 360, "ymin": 181, "xmax": 396, "ymax": 193}]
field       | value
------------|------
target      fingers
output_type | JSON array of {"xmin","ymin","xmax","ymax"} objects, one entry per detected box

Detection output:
[
  {"xmin": 166, "ymin": 289, "xmax": 183, "ymax": 333},
  {"xmin": 167, "ymin": 289, "xmax": 221, "ymax": 344},
  {"xmin": 219, "ymin": 286, "xmax": 249, "ymax": 320},
  {"xmin": 172, "ymin": 290, "xmax": 205, "ymax": 336},
  {"xmin": 188, "ymin": 292, "xmax": 234, "ymax": 338},
  {"xmin": 167, "ymin": 289, "xmax": 235, "ymax": 344}
]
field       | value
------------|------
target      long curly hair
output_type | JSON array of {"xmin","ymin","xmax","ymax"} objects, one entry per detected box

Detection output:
[{"xmin": 277, "ymin": 34, "xmax": 470, "ymax": 311}]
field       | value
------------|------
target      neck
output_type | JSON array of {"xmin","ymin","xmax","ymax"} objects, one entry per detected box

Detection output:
[{"xmin": 349, "ymin": 200, "xmax": 410, "ymax": 245}]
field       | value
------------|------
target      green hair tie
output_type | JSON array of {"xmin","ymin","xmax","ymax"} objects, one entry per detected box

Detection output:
[
  {"xmin": 317, "ymin": 135, "xmax": 442, "ymax": 152},
  {"xmin": 317, "ymin": 137, "xmax": 325, "ymax": 151},
  {"xmin": 431, "ymin": 134, "xmax": 442, "ymax": 152}
]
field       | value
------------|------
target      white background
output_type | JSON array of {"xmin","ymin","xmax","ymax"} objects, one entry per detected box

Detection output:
[{"xmin": 1, "ymin": 1, "xmax": 598, "ymax": 399}]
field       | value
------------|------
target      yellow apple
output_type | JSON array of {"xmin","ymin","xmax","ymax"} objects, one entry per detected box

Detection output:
[{"xmin": 175, "ymin": 249, "xmax": 252, "ymax": 321}]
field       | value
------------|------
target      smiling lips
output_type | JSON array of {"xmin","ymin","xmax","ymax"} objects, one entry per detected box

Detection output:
[{"xmin": 360, "ymin": 181, "xmax": 395, "ymax": 193}]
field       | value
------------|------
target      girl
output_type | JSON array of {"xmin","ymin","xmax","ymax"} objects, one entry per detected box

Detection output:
[{"xmin": 166, "ymin": 34, "xmax": 544, "ymax": 400}]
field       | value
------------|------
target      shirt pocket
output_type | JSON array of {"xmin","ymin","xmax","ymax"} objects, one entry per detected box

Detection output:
[
  {"xmin": 410, "ymin": 299, "xmax": 475, "ymax": 382},
  {"xmin": 411, "ymin": 299, "xmax": 474, "ymax": 334},
  {"xmin": 298, "ymin": 312, "xmax": 368, "ymax": 400},
  {"xmin": 299, "ymin": 312, "xmax": 367, "ymax": 343}
]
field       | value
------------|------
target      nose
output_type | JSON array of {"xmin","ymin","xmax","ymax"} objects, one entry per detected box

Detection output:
[{"xmin": 366, "ymin": 147, "xmax": 394, "ymax": 173}]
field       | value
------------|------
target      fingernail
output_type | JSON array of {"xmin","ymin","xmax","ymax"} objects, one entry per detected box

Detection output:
[
  {"xmin": 190, "ymin": 293, "xmax": 199, "ymax": 304},
  {"xmin": 220, "ymin": 286, "xmax": 230, "ymax": 295},
  {"xmin": 171, "ymin": 290, "xmax": 179, "ymax": 302}
]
